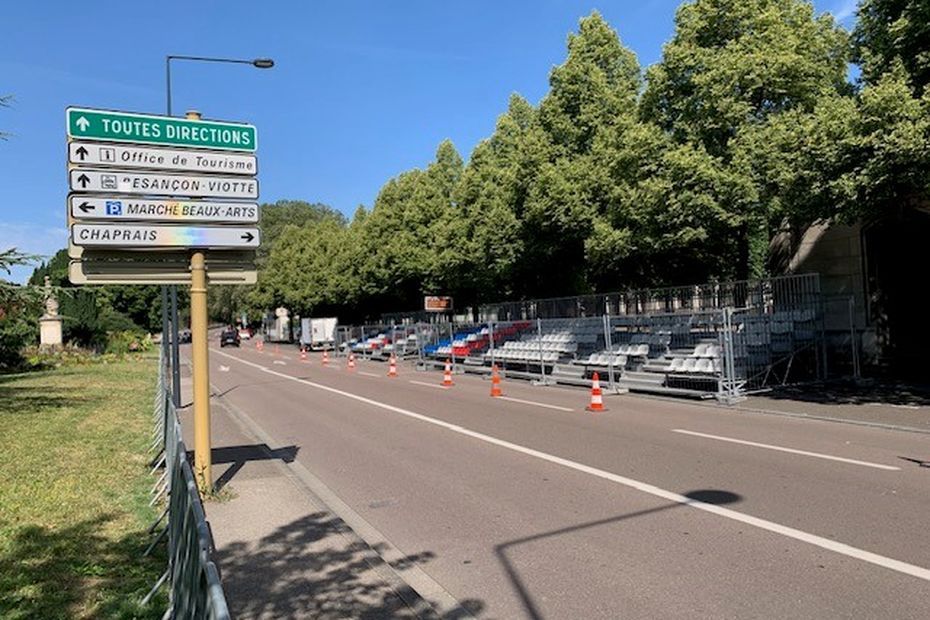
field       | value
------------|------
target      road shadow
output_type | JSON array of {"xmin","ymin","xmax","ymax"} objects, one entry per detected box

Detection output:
[
  {"xmin": 216, "ymin": 511, "xmax": 484, "ymax": 619},
  {"xmin": 898, "ymin": 456, "xmax": 930, "ymax": 468},
  {"xmin": 495, "ymin": 489, "xmax": 742, "ymax": 620},
  {"xmin": 210, "ymin": 376, "xmax": 304, "ymax": 400},
  {"xmin": 197, "ymin": 444, "xmax": 300, "ymax": 491},
  {"xmin": 760, "ymin": 379, "xmax": 930, "ymax": 407},
  {"xmin": 0, "ymin": 514, "xmax": 166, "ymax": 619}
]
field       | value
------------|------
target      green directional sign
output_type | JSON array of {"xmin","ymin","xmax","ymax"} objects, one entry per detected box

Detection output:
[{"xmin": 66, "ymin": 107, "xmax": 257, "ymax": 152}]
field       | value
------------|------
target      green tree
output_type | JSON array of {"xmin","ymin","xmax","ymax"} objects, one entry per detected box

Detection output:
[
  {"xmin": 352, "ymin": 141, "xmax": 467, "ymax": 315},
  {"xmin": 209, "ymin": 200, "xmax": 344, "ymax": 323},
  {"xmin": 642, "ymin": 0, "xmax": 849, "ymax": 277},
  {"xmin": 735, "ymin": 60, "xmax": 930, "ymax": 228},
  {"xmin": 538, "ymin": 11, "xmax": 641, "ymax": 155},
  {"xmin": 453, "ymin": 95, "xmax": 534, "ymax": 301},
  {"xmin": 1, "ymin": 249, "xmax": 40, "ymax": 370},
  {"xmin": 854, "ymin": 0, "xmax": 930, "ymax": 93},
  {"xmin": 258, "ymin": 219, "xmax": 351, "ymax": 316},
  {"xmin": 516, "ymin": 12, "xmax": 643, "ymax": 296}
]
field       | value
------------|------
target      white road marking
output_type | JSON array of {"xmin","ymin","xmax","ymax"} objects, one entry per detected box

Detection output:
[
  {"xmin": 409, "ymin": 380, "xmax": 449, "ymax": 390},
  {"xmin": 672, "ymin": 429, "xmax": 900, "ymax": 471},
  {"xmin": 497, "ymin": 395, "xmax": 573, "ymax": 412},
  {"xmin": 273, "ymin": 360, "xmax": 287, "ymax": 366},
  {"xmin": 212, "ymin": 348, "xmax": 930, "ymax": 583},
  {"xmin": 219, "ymin": 365, "xmax": 230, "ymax": 372},
  {"xmin": 358, "ymin": 371, "xmax": 380, "ymax": 378}
]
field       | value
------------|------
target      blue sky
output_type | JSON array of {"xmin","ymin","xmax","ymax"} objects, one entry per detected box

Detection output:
[{"xmin": 1, "ymin": 0, "xmax": 857, "ymax": 283}]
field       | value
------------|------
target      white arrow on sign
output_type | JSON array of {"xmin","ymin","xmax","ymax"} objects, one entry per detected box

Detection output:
[
  {"xmin": 69, "ymin": 168, "xmax": 259, "ymax": 199},
  {"xmin": 69, "ymin": 196, "xmax": 259, "ymax": 223},
  {"xmin": 76, "ymin": 116, "xmax": 90, "ymax": 131},
  {"xmin": 68, "ymin": 142, "xmax": 257, "ymax": 176},
  {"xmin": 71, "ymin": 223, "xmax": 261, "ymax": 248}
]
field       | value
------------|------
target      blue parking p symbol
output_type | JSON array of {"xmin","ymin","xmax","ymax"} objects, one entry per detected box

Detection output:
[{"xmin": 106, "ymin": 201, "xmax": 122, "ymax": 215}]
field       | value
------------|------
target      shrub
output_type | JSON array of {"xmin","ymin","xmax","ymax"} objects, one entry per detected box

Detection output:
[{"xmin": 105, "ymin": 330, "xmax": 151, "ymax": 355}]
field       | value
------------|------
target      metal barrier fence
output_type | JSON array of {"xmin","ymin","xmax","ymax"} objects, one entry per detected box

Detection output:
[
  {"xmin": 144, "ymin": 350, "xmax": 231, "ymax": 619},
  {"xmin": 476, "ymin": 273, "xmax": 822, "ymax": 321},
  {"xmin": 339, "ymin": 292, "xmax": 859, "ymax": 402}
]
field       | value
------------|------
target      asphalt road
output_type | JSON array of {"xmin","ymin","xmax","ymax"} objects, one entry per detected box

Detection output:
[{"xmin": 207, "ymin": 343, "xmax": 930, "ymax": 619}]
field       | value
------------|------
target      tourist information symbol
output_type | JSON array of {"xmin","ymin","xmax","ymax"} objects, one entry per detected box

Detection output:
[
  {"xmin": 65, "ymin": 106, "xmax": 260, "ymax": 285},
  {"xmin": 68, "ymin": 141, "xmax": 257, "ymax": 175},
  {"xmin": 67, "ymin": 107, "xmax": 257, "ymax": 151}
]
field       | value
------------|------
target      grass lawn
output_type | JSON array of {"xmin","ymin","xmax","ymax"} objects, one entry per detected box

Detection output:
[{"xmin": 0, "ymin": 355, "xmax": 167, "ymax": 619}]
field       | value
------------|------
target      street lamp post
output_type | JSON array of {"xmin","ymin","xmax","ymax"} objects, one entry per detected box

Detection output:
[{"xmin": 164, "ymin": 54, "xmax": 273, "ymax": 491}]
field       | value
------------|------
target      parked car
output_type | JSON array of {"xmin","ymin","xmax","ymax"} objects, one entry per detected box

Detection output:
[
  {"xmin": 220, "ymin": 327, "xmax": 241, "ymax": 347},
  {"xmin": 238, "ymin": 327, "xmax": 252, "ymax": 340}
]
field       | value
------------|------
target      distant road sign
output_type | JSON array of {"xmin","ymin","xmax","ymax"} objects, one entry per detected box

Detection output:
[
  {"xmin": 68, "ymin": 141, "xmax": 257, "ymax": 175},
  {"xmin": 424, "ymin": 296, "xmax": 453, "ymax": 312},
  {"xmin": 67, "ymin": 107, "xmax": 257, "ymax": 152},
  {"xmin": 69, "ymin": 196, "xmax": 259, "ymax": 223},
  {"xmin": 71, "ymin": 224, "xmax": 261, "ymax": 248},
  {"xmin": 69, "ymin": 169, "xmax": 259, "ymax": 199}
]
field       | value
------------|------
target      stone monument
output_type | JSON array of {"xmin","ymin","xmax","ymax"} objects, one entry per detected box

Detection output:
[{"xmin": 39, "ymin": 276, "xmax": 63, "ymax": 349}]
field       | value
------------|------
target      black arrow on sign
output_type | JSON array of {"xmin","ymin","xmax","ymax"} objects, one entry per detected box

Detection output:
[
  {"xmin": 78, "ymin": 201, "xmax": 94, "ymax": 213},
  {"xmin": 76, "ymin": 173, "xmax": 90, "ymax": 188},
  {"xmin": 241, "ymin": 232, "xmax": 255, "ymax": 242},
  {"xmin": 75, "ymin": 146, "xmax": 88, "ymax": 161}
]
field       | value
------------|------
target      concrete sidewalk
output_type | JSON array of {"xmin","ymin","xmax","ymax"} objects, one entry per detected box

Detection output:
[
  {"xmin": 177, "ymin": 371, "xmax": 438, "ymax": 619},
  {"xmin": 738, "ymin": 380, "xmax": 930, "ymax": 433}
]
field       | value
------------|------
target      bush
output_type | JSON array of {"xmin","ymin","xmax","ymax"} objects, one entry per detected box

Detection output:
[
  {"xmin": 21, "ymin": 342, "xmax": 152, "ymax": 369},
  {"xmin": 105, "ymin": 330, "xmax": 152, "ymax": 355},
  {"xmin": 0, "ymin": 314, "xmax": 37, "ymax": 371}
]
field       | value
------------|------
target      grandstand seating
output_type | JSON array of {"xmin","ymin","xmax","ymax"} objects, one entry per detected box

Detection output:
[
  {"xmin": 480, "ymin": 319, "xmax": 602, "ymax": 367},
  {"xmin": 423, "ymin": 322, "xmax": 533, "ymax": 359},
  {"xmin": 374, "ymin": 304, "xmax": 819, "ymax": 397}
]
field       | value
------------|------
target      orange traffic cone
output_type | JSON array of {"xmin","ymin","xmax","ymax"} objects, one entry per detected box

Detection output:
[
  {"xmin": 586, "ymin": 372, "xmax": 607, "ymax": 412},
  {"xmin": 256, "ymin": 340, "xmax": 264, "ymax": 351},
  {"xmin": 322, "ymin": 350, "xmax": 330, "ymax": 366},
  {"xmin": 388, "ymin": 354, "xmax": 398, "ymax": 377},
  {"xmin": 442, "ymin": 359, "xmax": 454, "ymax": 386},
  {"xmin": 490, "ymin": 364, "xmax": 502, "ymax": 397},
  {"xmin": 300, "ymin": 348, "xmax": 308, "ymax": 362},
  {"xmin": 347, "ymin": 353, "xmax": 356, "ymax": 371},
  {"xmin": 274, "ymin": 344, "xmax": 280, "ymax": 356}
]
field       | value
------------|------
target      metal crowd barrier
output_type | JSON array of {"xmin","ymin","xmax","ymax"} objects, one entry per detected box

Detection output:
[{"xmin": 145, "ymin": 351, "xmax": 231, "ymax": 619}]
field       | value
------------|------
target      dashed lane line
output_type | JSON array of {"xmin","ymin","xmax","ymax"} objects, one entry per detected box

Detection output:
[
  {"xmin": 496, "ymin": 395, "xmax": 573, "ymax": 412},
  {"xmin": 672, "ymin": 429, "xmax": 901, "ymax": 471},
  {"xmin": 212, "ymin": 348, "xmax": 930, "ymax": 584}
]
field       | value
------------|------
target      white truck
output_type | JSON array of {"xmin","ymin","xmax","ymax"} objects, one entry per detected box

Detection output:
[{"xmin": 300, "ymin": 317, "xmax": 338, "ymax": 350}]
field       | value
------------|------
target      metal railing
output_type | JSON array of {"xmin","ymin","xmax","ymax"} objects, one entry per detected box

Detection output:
[
  {"xmin": 145, "ymin": 350, "xmax": 231, "ymax": 619},
  {"xmin": 477, "ymin": 273, "xmax": 822, "ymax": 321},
  {"xmin": 335, "ymin": 274, "xmax": 870, "ymax": 402},
  {"xmin": 338, "ymin": 293, "xmax": 860, "ymax": 402}
]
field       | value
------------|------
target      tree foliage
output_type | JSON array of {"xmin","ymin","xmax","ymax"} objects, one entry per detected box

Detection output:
[
  {"xmin": 1, "ymin": 248, "xmax": 39, "ymax": 369},
  {"xmin": 854, "ymin": 0, "xmax": 930, "ymax": 93}
]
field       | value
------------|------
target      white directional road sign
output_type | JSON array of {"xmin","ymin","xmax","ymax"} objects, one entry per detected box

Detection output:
[
  {"xmin": 68, "ymin": 141, "xmax": 257, "ymax": 175},
  {"xmin": 69, "ymin": 196, "xmax": 259, "ymax": 223},
  {"xmin": 69, "ymin": 168, "xmax": 258, "ymax": 199},
  {"xmin": 71, "ymin": 224, "xmax": 260, "ymax": 248},
  {"xmin": 65, "ymin": 106, "xmax": 261, "ymax": 286}
]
